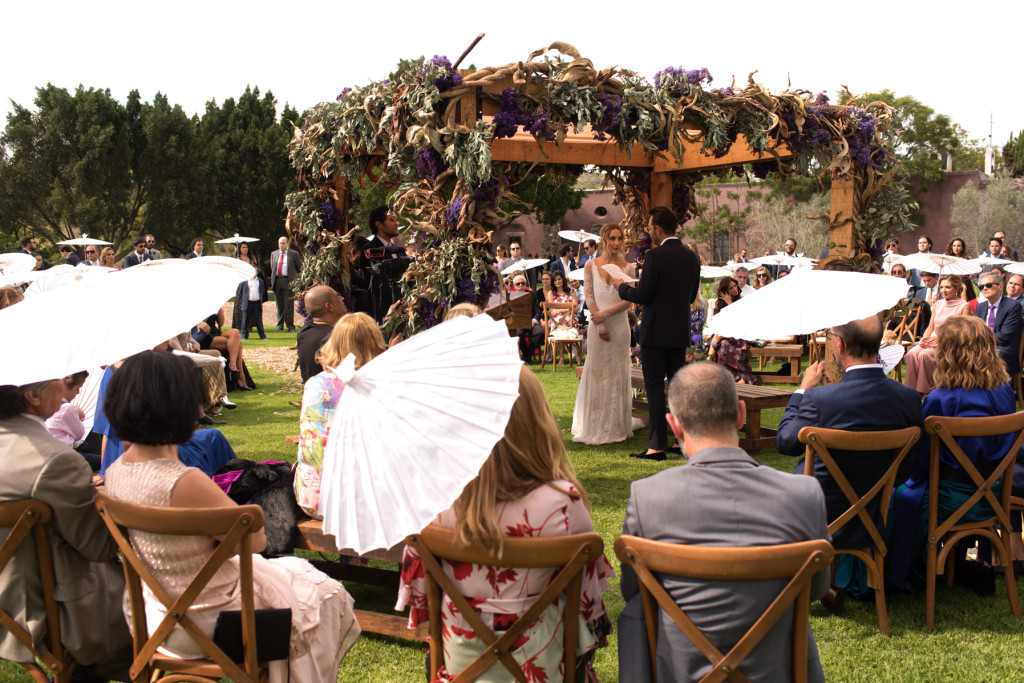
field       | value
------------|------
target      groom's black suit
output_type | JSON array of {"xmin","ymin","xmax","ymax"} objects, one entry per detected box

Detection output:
[{"xmin": 618, "ymin": 237, "xmax": 701, "ymax": 451}]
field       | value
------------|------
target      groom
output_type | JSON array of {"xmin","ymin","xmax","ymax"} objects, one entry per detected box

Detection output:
[{"xmin": 612, "ymin": 206, "xmax": 701, "ymax": 461}]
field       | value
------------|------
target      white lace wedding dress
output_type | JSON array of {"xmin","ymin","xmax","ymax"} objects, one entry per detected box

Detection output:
[{"xmin": 571, "ymin": 260, "xmax": 636, "ymax": 444}]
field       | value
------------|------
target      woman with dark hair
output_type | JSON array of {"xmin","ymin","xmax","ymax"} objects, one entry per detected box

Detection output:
[
  {"xmin": 708, "ymin": 277, "xmax": 758, "ymax": 384},
  {"xmin": 888, "ymin": 316, "xmax": 1020, "ymax": 590},
  {"xmin": 544, "ymin": 270, "xmax": 578, "ymax": 330},
  {"xmin": 905, "ymin": 274, "xmax": 969, "ymax": 396},
  {"xmin": 944, "ymin": 237, "xmax": 969, "ymax": 259},
  {"xmin": 102, "ymin": 351, "xmax": 359, "ymax": 681},
  {"xmin": 397, "ymin": 367, "xmax": 613, "ymax": 681},
  {"xmin": 231, "ymin": 242, "xmax": 265, "ymax": 335},
  {"xmin": 192, "ymin": 310, "xmax": 252, "ymax": 390}
]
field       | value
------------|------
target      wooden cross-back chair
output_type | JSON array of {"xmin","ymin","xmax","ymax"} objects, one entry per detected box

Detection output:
[
  {"xmin": 0, "ymin": 500, "xmax": 75, "ymax": 683},
  {"xmin": 539, "ymin": 301, "xmax": 582, "ymax": 372},
  {"xmin": 93, "ymin": 492, "xmax": 268, "ymax": 683},
  {"xmin": 890, "ymin": 306, "xmax": 926, "ymax": 382},
  {"xmin": 799, "ymin": 426, "xmax": 921, "ymax": 636},
  {"xmin": 613, "ymin": 535, "xmax": 834, "ymax": 683},
  {"xmin": 404, "ymin": 525, "xmax": 604, "ymax": 683},
  {"xmin": 923, "ymin": 413, "xmax": 1024, "ymax": 630},
  {"xmin": 1013, "ymin": 331, "xmax": 1024, "ymax": 408}
]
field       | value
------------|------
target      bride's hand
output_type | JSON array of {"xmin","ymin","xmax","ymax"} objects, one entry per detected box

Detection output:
[
  {"xmin": 598, "ymin": 324, "xmax": 610, "ymax": 342},
  {"xmin": 591, "ymin": 310, "xmax": 604, "ymax": 325}
]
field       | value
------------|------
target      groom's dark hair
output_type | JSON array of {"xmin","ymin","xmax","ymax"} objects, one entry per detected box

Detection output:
[{"xmin": 649, "ymin": 206, "xmax": 678, "ymax": 236}]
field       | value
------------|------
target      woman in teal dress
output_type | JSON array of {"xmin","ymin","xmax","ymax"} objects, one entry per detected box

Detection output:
[
  {"xmin": 294, "ymin": 313, "xmax": 385, "ymax": 518},
  {"xmin": 887, "ymin": 316, "xmax": 1016, "ymax": 591}
]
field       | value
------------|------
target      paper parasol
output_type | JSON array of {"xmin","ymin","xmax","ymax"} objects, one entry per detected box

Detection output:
[
  {"xmin": 1005, "ymin": 262, "xmax": 1024, "ymax": 276},
  {"xmin": 188, "ymin": 255, "xmax": 257, "ymax": 280},
  {"xmin": 566, "ymin": 267, "xmax": 587, "ymax": 281},
  {"xmin": 318, "ymin": 315, "xmax": 522, "ymax": 554},
  {"xmin": 557, "ymin": 230, "xmax": 599, "ymax": 243},
  {"xmin": 968, "ymin": 256, "xmax": 1011, "ymax": 268},
  {"xmin": 707, "ymin": 269, "xmax": 909, "ymax": 340},
  {"xmin": 214, "ymin": 234, "xmax": 261, "ymax": 244},
  {"xmin": 0, "ymin": 252, "xmax": 37, "ymax": 280},
  {"xmin": 701, "ymin": 265, "xmax": 733, "ymax": 279},
  {"xmin": 899, "ymin": 253, "xmax": 980, "ymax": 276},
  {"xmin": 878, "ymin": 344, "xmax": 905, "ymax": 375},
  {"xmin": 24, "ymin": 264, "xmax": 112, "ymax": 297},
  {"xmin": 500, "ymin": 258, "xmax": 548, "ymax": 276},
  {"xmin": 55, "ymin": 234, "xmax": 112, "ymax": 246},
  {"xmin": 0, "ymin": 261, "xmax": 246, "ymax": 385},
  {"xmin": 750, "ymin": 254, "xmax": 817, "ymax": 268}
]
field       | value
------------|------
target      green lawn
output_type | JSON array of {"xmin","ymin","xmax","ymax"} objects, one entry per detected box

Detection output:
[{"xmin": 3, "ymin": 335, "xmax": 1021, "ymax": 682}]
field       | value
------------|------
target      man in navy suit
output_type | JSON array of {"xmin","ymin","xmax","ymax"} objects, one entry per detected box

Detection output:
[
  {"xmin": 975, "ymin": 272, "xmax": 1023, "ymax": 376},
  {"xmin": 777, "ymin": 315, "xmax": 923, "ymax": 556},
  {"xmin": 612, "ymin": 206, "xmax": 701, "ymax": 461},
  {"xmin": 547, "ymin": 244, "xmax": 577, "ymax": 278}
]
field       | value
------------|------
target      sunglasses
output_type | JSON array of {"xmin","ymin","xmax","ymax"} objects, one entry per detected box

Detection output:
[
  {"xmin": 757, "ymin": 273, "xmax": 769, "ymax": 278},
  {"xmin": 980, "ymin": 283, "xmax": 998, "ymax": 290}
]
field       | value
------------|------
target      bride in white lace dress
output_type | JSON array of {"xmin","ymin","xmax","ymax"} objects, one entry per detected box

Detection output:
[{"xmin": 572, "ymin": 224, "xmax": 636, "ymax": 444}]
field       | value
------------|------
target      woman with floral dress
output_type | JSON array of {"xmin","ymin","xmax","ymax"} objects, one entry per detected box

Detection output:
[
  {"xmin": 709, "ymin": 277, "xmax": 759, "ymax": 384},
  {"xmin": 396, "ymin": 366, "xmax": 614, "ymax": 682},
  {"xmin": 294, "ymin": 313, "xmax": 385, "ymax": 518}
]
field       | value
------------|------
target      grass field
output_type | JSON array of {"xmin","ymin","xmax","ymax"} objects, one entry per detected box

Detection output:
[{"xmin": 3, "ymin": 329, "xmax": 1022, "ymax": 682}]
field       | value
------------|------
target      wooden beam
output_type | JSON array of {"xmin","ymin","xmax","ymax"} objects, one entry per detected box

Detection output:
[
  {"xmin": 650, "ymin": 170, "xmax": 673, "ymax": 209},
  {"xmin": 828, "ymin": 176, "xmax": 857, "ymax": 257}
]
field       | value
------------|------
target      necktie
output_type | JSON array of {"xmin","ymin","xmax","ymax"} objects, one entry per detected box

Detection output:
[
  {"xmin": 277, "ymin": 253, "xmax": 285, "ymax": 277},
  {"xmin": 987, "ymin": 304, "xmax": 996, "ymax": 330}
]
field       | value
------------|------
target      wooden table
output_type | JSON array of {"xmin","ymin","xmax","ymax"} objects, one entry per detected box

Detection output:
[
  {"xmin": 294, "ymin": 519, "xmax": 428, "ymax": 641},
  {"xmin": 750, "ymin": 343, "xmax": 804, "ymax": 384},
  {"xmin": 577, "ymin": 366, "xmax": 793, "ymax": 456}
]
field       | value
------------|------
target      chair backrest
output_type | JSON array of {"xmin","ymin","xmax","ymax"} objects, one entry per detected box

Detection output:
[
  {"xmin": 799, "ymin": 426, "xmax": 920, "ymax": 551},
  {"xmin": 923, "ymin": 412, "xmax": 1024, "ymax": 541},
  {"xmin": 896, "ymin": 306, "xmax": 925, "ymax": 346},
  {"xmin": 541, "ymin": 301, "xmax": 576, "ymax": 334},
  {"xmin": 405, "ymin": 525, "xmax": 604, "ymax": 683},
  {"xmin": 93, "ymin": 492, "xmax": 265, "ymax": 683},
  {"xmin": 614, "ymin": 535, "xmax": 834, "ymax": 683},
  {"xmin": 0, "ymin": 499, "xmax": 69, "ymax": 680}
]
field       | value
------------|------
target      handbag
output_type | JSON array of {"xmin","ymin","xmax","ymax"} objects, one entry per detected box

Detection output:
[{"xmin": 212, "ymin": 608, "xmax": 292, "ymax": 663}]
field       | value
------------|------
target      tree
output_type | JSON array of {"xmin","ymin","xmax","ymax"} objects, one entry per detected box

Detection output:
[
  {"xmin": 1003, "ymin": 132, "xmax": 1024, "ymax": 178},
  {"xmin": 858, "ymin": 90, "xmax": 985, "ymax": 182},
  {"xmin": 744, "ymin": 191, "xmax": 831, "ymax": 258},
  {"xmin": 950, "ymin": 177, "xmax": 1024, "ymax": 255}
]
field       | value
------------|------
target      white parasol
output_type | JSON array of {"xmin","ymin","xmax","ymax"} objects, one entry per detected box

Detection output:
[
  {"xmin": 189, "ymin": 255, "xmax": 257, "ymax": 280},
  {"xmin": 707, "ymin": 268, "xmax": 910, "ymax": 340},
  {"xmin": 878, "ymin": 344, "xmax": 905, "ymax": 375},
  {"xmin": 214, "ymin": 234, "xmax": 260, "ymax": 245},
  {"xmin": 750, "ymin": 254, "xmax": 817, "ymax": 269},
  {"xmin": 968, "ymin": 256, "xmax": 1011, "ymax": 268},
  {"xmin": 500, "ymin": 258, "xmax": 548, "ymax": 276},
  {"xmin": 899, "ymin": 253, "xmax": 980, "ymax": 276},
  {"xmin": 722, "ymin": 261, "xmax": 755, "ymax": 273},
  {"xmin": 557, "ymin": 230, "xmax": 599, "ymax": 243},
  {"xmin": 701, "ymin": 265, "xmax": 733, "ymax": 279},
  {"xmin": 55, "ymin": 234, "xmax": 112, "ymax": 246},
  {"xmin": 319, "ymin": 314, "xmax": 522, "ymax": 554},
  {"xmin": 0, "ymin": 252, "xmax": 37, "ymax": 279},
  {"xmin": 566, "ymin": 267, "xmax": 587, "ymax": 281},
  {"xmin": 0, "ymin": 261, "xmax": 249, "ymax": 386},
  {"xmin": 24, "ymin": 264, "xmax": 112, "ymax": 297},
  {"xmin": 70, "ymin": 367, "xmax": 104, "ymax": 434},
  {"xmin": 1005, "ymin": 262, "xmax": 1024, "ymax": 276}
]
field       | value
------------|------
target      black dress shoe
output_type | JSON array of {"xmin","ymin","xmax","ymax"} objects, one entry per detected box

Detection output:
[
  {"xmin": 629, "ymin": 450, "xmax": 667, "ymax": 462},
  {"xmin": 820, "ymin": 584, "xmax": 846, "ymax": 615},
  {"xmin": 198, "ymin": 415, "xmax": 226, "ymax": 426},
  {"xmin": 666, "ymin": 444, "xmax": 683, "ymax": 456}
]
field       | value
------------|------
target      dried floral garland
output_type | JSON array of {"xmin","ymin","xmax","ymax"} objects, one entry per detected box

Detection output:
[{"xmin": 285, "ymin": 43, "xmax": 912, "ymax": 333}]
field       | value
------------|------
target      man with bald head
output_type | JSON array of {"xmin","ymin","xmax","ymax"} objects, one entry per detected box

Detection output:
[
  {"xmin": 296, "ymin": 285, "xmax": 348, "ymax": 383},
  {"xmin": 777, "ymin": 315, "xmax": 923, "ymax": 603}
]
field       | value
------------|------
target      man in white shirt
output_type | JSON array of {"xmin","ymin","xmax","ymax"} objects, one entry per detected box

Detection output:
[
  {"xmin": 270, "ymin": 236, "xmax": 303, "ymax": 332},
  {"xmin": 82, "ymin": 245, "xmax": 100, "ymax": 266},
  {"xmin": 908, "ymin": 235, "xmax": 933, "ymax": 287},
  {"xmin": 915, "ymin": 272, "xmax": 939, "ymax": 306},
  {"xmin": 734, "ymin": 266, "xmax": 755, "ymax": 297}
]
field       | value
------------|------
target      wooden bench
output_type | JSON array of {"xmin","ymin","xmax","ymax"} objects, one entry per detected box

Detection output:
[
  {"xmin": 576, "ymin": 367, "xmax": 792, "ymax": 456},
  {"xmin": 749, "ymin": 343, "xmax": 804, "ymax": 384},
  {"xmin": 294, "ymin": 519, "xmax": 428, "ymax": 641}
]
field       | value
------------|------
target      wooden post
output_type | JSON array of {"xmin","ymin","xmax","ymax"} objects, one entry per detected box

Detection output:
[
  {"xmin": 650, "ymin": 170, "xmax": 673, "ymax": 211},
  {"xmin": 828, "ymin": 176, "xmax": 857, "ymax": 257}
]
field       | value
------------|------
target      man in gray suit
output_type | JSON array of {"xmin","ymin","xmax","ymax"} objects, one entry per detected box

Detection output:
[
  {"xmin": 619, "ymin": 362, "xmax": 829, "ymax": 682},
  {"xmin": 270, "ymin": 235, "xmax": 303, "ymax": 332},
  {"xmin": 0, "ymin": 379, "xmax": 132, "ymax": 681}
]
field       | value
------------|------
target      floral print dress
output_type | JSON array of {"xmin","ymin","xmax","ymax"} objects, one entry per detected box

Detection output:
[
  {"xmin": 396, "ymin": 481, "xmax": 615, "ymax": 682},
  {"xmin": 294, "ymin": 371, "xmax": 346, "ymax": 518}
]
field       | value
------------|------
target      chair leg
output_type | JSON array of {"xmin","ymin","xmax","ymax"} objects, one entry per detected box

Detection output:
[
  {"xmin": 925, "ymin": 539, "xmax": 937, "ymax": 630},
  {"xmin": 999, "ymin": 532, "xmax": 1022, "ymax": 619},
  {"xmin": 871, "ymin": 554, "xmax": 890, "ymax": 637}
]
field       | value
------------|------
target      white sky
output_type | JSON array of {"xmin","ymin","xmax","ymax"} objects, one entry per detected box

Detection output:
[{"xmin": 3, "ymin": 1, "xmax": 1021, "ymax": 153}]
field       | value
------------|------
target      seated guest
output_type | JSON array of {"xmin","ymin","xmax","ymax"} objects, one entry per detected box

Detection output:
[
  {"xmin": 733, "ymin": 266, "xmax": 754, "ymax": 296},
  {"xmin": 120, "ymin": 236, "xmax": 150, "ymax": 268},
  {"xmin": 235, "ymin": 270, "xmax": 267, "ymax": 340},
  {"xmin": 44, "ymin": 371, "xmax": 101, "ymax": 471},
  {"xmin": 620, "ymin": 362, "xmax": 830, "ymax": 682},
  {"xmin": 93, "ymin": 359, "xmax": 237, "ymax": 477},
  {"xmin": 98, "ymin": 246, "xmax": 118, "ymax": 269},
  {"xmin": 777, "ymin": 315, "xmax": 923, "ymax": 601},
  {"xmin": 58, "ymin": 245, "xmax": 81, "ymax": 266},
  {"xmin": 192, "ymin": 310, "xmax": 251, "ymax": 390},
  {"xmin": 296, "ymin": 285, "xmax": 347, "ymax": 384},
  {"xmin": 295, "ymin": 313, "xmax": 384, "ymax": 518},
  {"xmin": 183, "ymin": 237, "xmax": 203, "ymax": 260},
  {"xmin": 1007, "ymin": 273, "xmax": 1024, "ymax": 303},
  {"xmin": 905, "ymin": 274, "xmax": 969, "ymax": 396},
  {"xmin": 753, "ymin": 266, "xmax": 772, "ymax": 290},
  {"xmin": 689, "ymin": 288, "xmax": 706, "ymax": 353},
  {"xmin": 974, "ymin": 272, "xmax": 1023, "ymax": 378},
  {"xmin": 0, "ymin": 286, "xmax": 23, "ymax": 309},
  {"xmin": 102, "ymin": 352, "xmax": 359, "ymax": 681},
  {"xmin": 888, "ymin": 316, "xmax": 1017, "ymax": 591},
  {"xmin": 0, "ymin": 379, "xmax": 132, "ymax": 681},
  {"xmin": 444, "ymin": 302, "xmax": 483, "ymax": 320},
  {"xmin": 708, "ymin": 277, "xmax": 758, "ymax": 384},
  {"xmin": 547, "ymin": 243, "xmax": 577, "ymax": 277},
  {"xmin": 915, "ymin": 271, "xmax": 939, "ymax": 306},
  {"xmin": 168, "ymin": 332, "xmax": 235, "ymax": 417},
  {"xmin": 511, "ymin": 274, "xmax": 544, "ymax": 363},
  {"xmin": 396, "ymin": 367, "xmax": 614, "ymax": 681}
]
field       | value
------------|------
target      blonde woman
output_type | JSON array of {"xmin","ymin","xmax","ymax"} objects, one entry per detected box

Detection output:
[
  {"xmin": 904, "ymin": 274, "xmax": 969, "ymax": 396},
  {"xmin": 99, "ymin": 247, "xmax": 118, "ymax": 269},
  {"xmin": 294, "ymin": 313, "xmax": 385, "ymax": 518},
  {"xmin": 753, "ymin": 266, "xmax": 772, "ymax": 289},
  {"xmin": 397, "ymin": 367, "xmax": 614, "ymax": 681},
  {"xmin": 571, "ymin": 223, "xmax": 636, "ymax": 444},
  {"xmin": 889, "ymin": 315, "xmax": 1019, "ymax": 590}
]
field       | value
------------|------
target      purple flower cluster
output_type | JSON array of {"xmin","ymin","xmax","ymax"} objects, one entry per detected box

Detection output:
[
  {"xmin": 653, "ymin": 66, "xmax": 713, "ymax": 95},
  {"xmin": 469, "ymin": 178, "xmax": 502, "ymax": 206},
  {"xmin": 335, "ymin": 87, "xmax": 352, "ymax": 102},
  {"xmin": 492, "ymin": 88, "xmax": 555, "ymax": 141},
  {"xmin": 417, "ymin": 299, "xmax": 441, "ymax": 329},
  {"xmin": 632, "ymin": 232, "xmax": 653, "ymax": 263},
  {"xmin": 454, "ymin": 275, "xmax": 477, "ymax": 303},
  {"xmin": 424, "ymin": 55, "xmax": 463, "ymax": 92},
  {"xmin": 320, "ymin": 201, "xmax": 341, "ymax": 233},
  {"xmin": 780, "ymin": 103, "xmax": 833, "ymax": 156},
  {"xmin": 416, "ymin": 146, "xmax": 446, "ymax": 183},
  {"xmin": 845, "ymin": 107, "xmax": 882, "ymax": 167},
  {"xmin": 672, "ymin": 181, "xmax": 694, "ymax": 222},
  {"xmin": 718, "ymin": 87, "xmax": 736, "ymax": 97},
  {"xmin": 444, "ymin": 197, "xmax": 464, "ymax": 229},
  {"xmin": 625, "ymin": 170, "xmax": 650, "ymax": 195},
  {"xmin": 592, "ymin": 92, "xmax": 623, "ymax": 140},
  {"xmin": 751, "ymin": 160, "xmax": 777, "ymax": 179}
]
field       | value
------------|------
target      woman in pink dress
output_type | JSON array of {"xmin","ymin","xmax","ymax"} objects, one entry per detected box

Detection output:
[
  {"xmin": 396, "ymin": 366, "xmax": 614, "ymax": 682},
  {"xmin": 905, "ymin": 274, "xmax": 969, "ymax": 396}
]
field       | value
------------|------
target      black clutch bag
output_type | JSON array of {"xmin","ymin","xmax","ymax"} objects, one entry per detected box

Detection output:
[{"xmin": 212, "ymin": 608, "xmax": 292, "ymax": 663}]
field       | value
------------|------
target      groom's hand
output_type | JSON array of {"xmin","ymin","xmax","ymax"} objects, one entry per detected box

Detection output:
[{"xmin": 610, "ymin": 277, "xmax": 624, "ymax": 288}]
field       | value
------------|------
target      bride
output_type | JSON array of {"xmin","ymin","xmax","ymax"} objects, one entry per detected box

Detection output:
[{"xmin": 571, "ymin": 223, "xmax": 636, "ymax": 444}]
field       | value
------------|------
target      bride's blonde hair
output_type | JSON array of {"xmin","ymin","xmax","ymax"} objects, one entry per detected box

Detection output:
[
  {"xmin": 453, "ymin": 366, "xmax": 588, "ymax": 556},
  {"xmin": 599, "ymin": 223, "xmax": 623, "ymax": 252}
]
